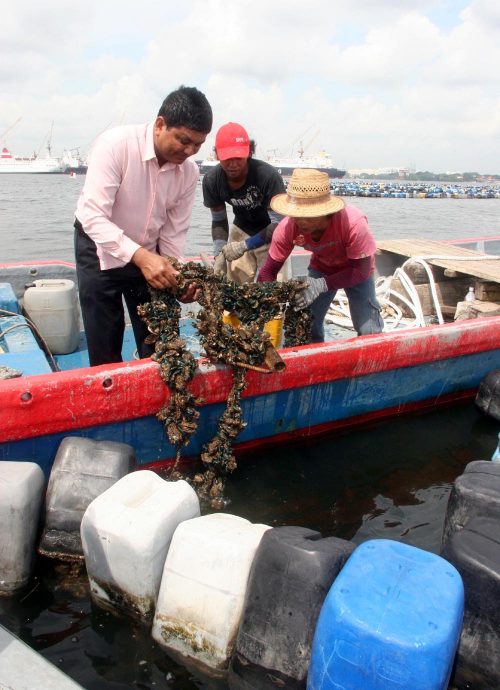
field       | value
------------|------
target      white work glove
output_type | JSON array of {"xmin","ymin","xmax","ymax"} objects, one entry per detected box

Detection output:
[
  {"xmin": 294, "ymin": 277, "xmax": 328, "ymax": 310},
  {"xmin": 222, "ymin": 240, "xmax": 248, "ymax": 262}
]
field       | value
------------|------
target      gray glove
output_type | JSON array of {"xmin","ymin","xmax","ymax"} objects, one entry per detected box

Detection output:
[
  {"xmin": 294, "ymin": 277, "xmax": 328, "ymax": 309},
  {"xmin": 222, "ymin": 240, "xmax": 248, "ymax": 262}
]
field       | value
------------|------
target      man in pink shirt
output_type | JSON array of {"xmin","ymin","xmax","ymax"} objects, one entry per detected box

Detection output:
[
  {"xmin": 74, "ymin": 85, "xmax": 212, "ymax": 365},
  {"xmin": 257, "ymin": 168, "xmax": 383, "ymax": 342}
]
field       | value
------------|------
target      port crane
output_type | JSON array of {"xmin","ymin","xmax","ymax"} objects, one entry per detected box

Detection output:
[{"xmin": 0, "ymin": 117, "xmax": 22, "ymax": 146}]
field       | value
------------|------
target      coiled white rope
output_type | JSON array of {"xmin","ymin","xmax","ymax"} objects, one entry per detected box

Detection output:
[{"xmin": 326, "ymin": 252, "xmax": 492, "ymax": 332}]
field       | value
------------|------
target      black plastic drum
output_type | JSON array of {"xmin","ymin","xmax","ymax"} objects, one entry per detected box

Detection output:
[
  {"xmin": 228, "ymin": 525, "xmax": 354, "ymax": 690},
  {"xmin": 475, "ymin": 368, "xmax": 500, "ymax": 421},
  {"xmin": 442, "ymin": 517, "xmax": 500, "ymax": 690},
  {"xmin": 442, "ymin": 460, "xmax": 500, "ymax": 548}
]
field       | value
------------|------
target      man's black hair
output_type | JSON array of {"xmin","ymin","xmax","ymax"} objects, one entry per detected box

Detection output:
[{"xmin": 158, "ymin": 85, "xmax": 212, "ymax": 133}]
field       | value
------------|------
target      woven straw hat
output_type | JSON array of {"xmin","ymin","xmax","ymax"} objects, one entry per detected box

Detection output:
[{"xmin": 270, "ymin": 168, "xmax": 345, "ymax": 217}]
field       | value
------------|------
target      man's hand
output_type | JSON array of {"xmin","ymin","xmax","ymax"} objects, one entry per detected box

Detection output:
[
  {"xmin": 222, "ymin": 240, "xmax": 247, "ymax": 262},
  {"xmin": 294, "ymin": 277, "xmax": 328, "ymax": 309},
  {"xmin": 132, "ymin": 247, "xmax": 179, "ymax": 289},
  {"xmin": 178, "ymin": 282, "xmax": 200, "ymax": 303}
]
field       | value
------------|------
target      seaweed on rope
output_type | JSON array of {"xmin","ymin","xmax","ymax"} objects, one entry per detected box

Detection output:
[{"xmin": 138, "ymin": 259, "xmax": 311, "ymax": 508}]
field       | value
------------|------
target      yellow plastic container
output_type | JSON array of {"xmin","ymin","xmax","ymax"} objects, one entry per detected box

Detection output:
[{"xmin": 222, "ymin": 312, "xmax": 283, "ymax": 348}]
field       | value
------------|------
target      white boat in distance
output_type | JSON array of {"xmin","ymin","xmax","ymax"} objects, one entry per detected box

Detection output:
[
  {"xmin": 264, "ymin": 148, "xmax": 346, "ymax": 179},
  {"xmin": 62, "ymin": 148, "xmax": 88, "ymax": 175},
  {"xmin": 197, "ymin": 148, "xmax": 346, "ymax": 179},
  {"xmin": 0, "ymin": 147, "xmax": 65, "ymax": 174}
]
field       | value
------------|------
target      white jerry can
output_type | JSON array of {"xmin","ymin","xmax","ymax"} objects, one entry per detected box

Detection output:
[
  {"xmin": 0, "ymin": 461, "xmax": 45, "ymax": 596},
  {"xmin": 152, "ymin": 513, "xmax": 271, "ymax": 675},
  {"xmin": 81, "ymin": 471, "xmax": 200, "ymax": 622},
  {"xmin": 23, "ymin": 279, "xmax": 80, "ymax": 354}
]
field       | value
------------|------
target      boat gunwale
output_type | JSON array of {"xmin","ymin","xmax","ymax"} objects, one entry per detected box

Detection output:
[{"xmin": 1, "ymin": 314, "xmax": 499, "ymax": 443}]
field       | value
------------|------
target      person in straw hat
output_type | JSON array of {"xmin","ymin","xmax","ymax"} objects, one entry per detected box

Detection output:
[{"xmin": 257, "ymin": 168, "xmax": 383, "ymax": 342}]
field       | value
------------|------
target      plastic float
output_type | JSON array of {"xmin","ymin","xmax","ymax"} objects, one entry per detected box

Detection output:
[
  {"xmin": 441, "ymin": 517, "xmax": 500, "ymax": 689},
  {"xmin": 0, "ymin": 461, "xmax": 45, "ymax": 595},
  {"xmin": 81, "ymin": 471, "xmax": 200, "ymax": 621},
  {"xmin": 441, "ymin": 460, "xmax": 500, "ymax": 547},
  {"xmin": 39, "ymin": 437, "xmax": 135, "ymax": 561},
  {"xmin": 152, "ymin": 513, "xmax": 270, "ymax": 676},
  {"xmin": 228, "ymin": 526, "xmax": 354, "ymax": 690},
  {"xmin": 475, "ymin": 368, "xmax": 500, "ymax": 421},
  {"xmin": 307, "ymin": 539, "xmax": 464, "ymax": 690},
  {"xmin": 492, "ymin": 432, "xmax": 500, "ymax": 461}
]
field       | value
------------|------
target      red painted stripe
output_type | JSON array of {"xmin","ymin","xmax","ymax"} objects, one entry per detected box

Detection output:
[
  {"xmin": 0, "ymin": 260, "xmax": 76, "ymax": 269},
  {"xmin": 1, "ymin": 317, "xmax": 499, "ymax": 443}
]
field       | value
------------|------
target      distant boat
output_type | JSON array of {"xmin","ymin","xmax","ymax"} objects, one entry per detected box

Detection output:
[
  {"xmin": 0, "ymin": 147, "xmax": 65, "ymax": 174},
  {"xmin": 61, "ymin": 148, "xmax": 87, "ymax": 175},
  {"xmin": 197, "ymin": 146, "xmax": 346, "ymax": 179},
  {"xmin": 264, "ymin": 147, "xmax": 346, "ymax": 179}
]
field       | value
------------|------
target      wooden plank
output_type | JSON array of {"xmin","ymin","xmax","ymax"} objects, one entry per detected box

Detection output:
[
  {"xmin": 455, "ymin": 301, "xmax": 500, "ymax": 320},
  {"xmin": 376, "ymin": 238, "xmax": 500, "ymax": 283}
]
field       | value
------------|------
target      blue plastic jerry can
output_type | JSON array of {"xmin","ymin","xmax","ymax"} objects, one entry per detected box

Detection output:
[
  {"xmin": 492, "ymin": 432, "xmax": 500, "ymax": 462},
  {"xmin": 307, "ymin": 539, "xmax": 464, "ymax": 690}
]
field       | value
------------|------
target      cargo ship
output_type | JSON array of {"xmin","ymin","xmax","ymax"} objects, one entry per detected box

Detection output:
[
  {"xmin": 0, "ymin": 147, "xmax": 65, "ymax": 174},
  {"xmin": 198, "ymin": 146, "xmax": 346, "ymax": 179}
]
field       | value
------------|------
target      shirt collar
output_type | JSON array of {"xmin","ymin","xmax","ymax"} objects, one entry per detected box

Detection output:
[
  {"xmin": 144, "ymin": 121, "xmax": 157, "ymax": 162},
  {"xmin": 144, "ymin": 120, "xmax": 180, "ymax": 170}
]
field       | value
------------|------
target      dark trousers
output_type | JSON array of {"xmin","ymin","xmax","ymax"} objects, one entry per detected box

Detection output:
[{"xmin": 74, "ymin": 220, "xmax": 154, "ymax": 366}]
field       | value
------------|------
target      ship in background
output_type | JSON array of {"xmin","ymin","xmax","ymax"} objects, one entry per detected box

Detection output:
[
  {"xmin": 197, "ymin": 140, "xmax": 346, "ymax": 179},
  {"xmin": 263, "ymin": 146, "xmax": 346, "ymax": 179},
  {"xmin": 0, "ymin": 118, "xmax": 87, "ymax": 174},
  {"xmin": 0, "ymin": 119, "xmax": 67, "ymax": 174},
  {"xmin": 0, "ymin": 146, "xmax": 65, "ymax": 174},
  {"xmin": 61, "ymin": 148, "xmax": 88, "ymax": 174}
]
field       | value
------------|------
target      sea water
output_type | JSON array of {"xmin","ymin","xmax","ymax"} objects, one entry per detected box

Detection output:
[
  {"xmin": 1, "ymin": 174, "xmax": 500, "ymax": 262},
  {"xmin": 0, "ymin": 174, "xmax": 500, "ymax": 688}
]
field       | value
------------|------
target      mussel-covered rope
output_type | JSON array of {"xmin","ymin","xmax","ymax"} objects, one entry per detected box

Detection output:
[{"xmin": 138, "ymin": 259, "xmax": 311, "ymax": 508}]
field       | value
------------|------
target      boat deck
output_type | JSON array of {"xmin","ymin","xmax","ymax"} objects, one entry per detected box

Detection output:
[{"xmin": 376, "ymin": 238, "xmax": 500, "ymax": 283}]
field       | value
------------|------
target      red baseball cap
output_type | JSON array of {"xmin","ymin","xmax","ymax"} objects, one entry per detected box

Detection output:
[{"xmin": 215, "ymin": 122, "xmax": 250, "ymax": 160}]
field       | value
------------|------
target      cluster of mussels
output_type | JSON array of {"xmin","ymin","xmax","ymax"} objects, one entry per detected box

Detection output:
[{"xmin": 138, "ymin": 259, "xmax": 311, "ymax": 508}]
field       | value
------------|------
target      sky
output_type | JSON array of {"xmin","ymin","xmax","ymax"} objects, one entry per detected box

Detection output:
[{"xmin": 2, "ymin": 0, "xmax": 500, "ymax": 174}]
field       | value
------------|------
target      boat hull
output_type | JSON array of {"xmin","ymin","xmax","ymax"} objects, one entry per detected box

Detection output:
[{"xmin": 1, "ymin": 318, "xmax": 499, "ymax": 475}]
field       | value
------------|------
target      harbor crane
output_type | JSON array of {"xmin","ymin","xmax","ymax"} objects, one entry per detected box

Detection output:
[{"xmin": 0, "ymin": 117, "xmax": 22, "ymax": 146}]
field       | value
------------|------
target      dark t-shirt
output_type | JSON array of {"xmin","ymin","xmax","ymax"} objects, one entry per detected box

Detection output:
[{"xmin": 202, "ymin": 158, "xmax": 285, "ymax": 235}]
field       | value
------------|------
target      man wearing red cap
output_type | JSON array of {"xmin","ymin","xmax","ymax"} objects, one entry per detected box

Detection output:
[{"xmin": 202, "ymin": 122, "xmax": 287, "ymax": 284}]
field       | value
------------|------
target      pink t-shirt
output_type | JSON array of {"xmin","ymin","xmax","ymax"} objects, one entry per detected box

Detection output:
[
  {"xmin": 269, "ymin": 205, "xmax": 376, "ymax": 275},
  {"xmin": 75, "ymin": 122, "xmax": 199, "ymax": 269}
]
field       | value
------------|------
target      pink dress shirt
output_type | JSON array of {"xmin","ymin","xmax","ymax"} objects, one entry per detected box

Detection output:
[{"xmin": 75, "ymin": 122, "xmax": 199, "ymax": 269}]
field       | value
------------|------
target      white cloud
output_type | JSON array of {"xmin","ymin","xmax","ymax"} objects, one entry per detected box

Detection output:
[{"xmin": 1, "ymin": 0, "xmax": 499, "ymax": 172}]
